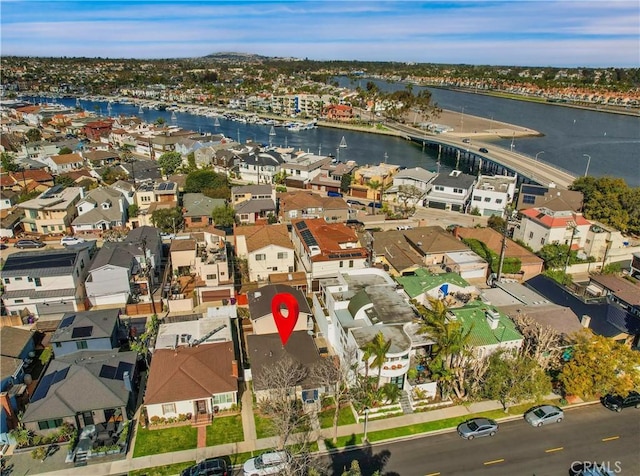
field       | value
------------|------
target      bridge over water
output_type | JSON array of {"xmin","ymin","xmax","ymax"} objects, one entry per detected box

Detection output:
[{"xmin": 385, "ymin": 122, "xmax": 577, "ymax": 189}]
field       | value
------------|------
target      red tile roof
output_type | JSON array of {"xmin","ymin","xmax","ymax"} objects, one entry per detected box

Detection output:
[{"xmin": 521, "ymin": 208, "xmax": 590, "ymax": 228}]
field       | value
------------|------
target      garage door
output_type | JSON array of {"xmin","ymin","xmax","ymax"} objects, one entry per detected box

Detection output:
[
  {"xmin": 201, "ymin": 289, "xmax": 233, "ymax": 302},
  {"xmin": 428, "ymin": 201, "xmax": 447, "ymax": 210}
]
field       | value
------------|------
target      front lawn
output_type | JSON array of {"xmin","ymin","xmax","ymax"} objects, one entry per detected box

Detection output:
[
  {"xmin": 133, "ymin": 424, "xmax": 197, "ymax": 457},
  {"xmin": 254, "ymin": 413, "xmax": 276, "ymax": 439},
  {"xmin": 319, "ymin": 405, "xmax": 356, "ymax": 429},
  {"xmin": 206, "ymin": 414, "xmax": 244, "ymax": 446}
]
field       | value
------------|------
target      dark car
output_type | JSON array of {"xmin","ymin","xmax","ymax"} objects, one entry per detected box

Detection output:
[
  {"xmin": 601, "ymin": 391, "xmax": 640, "ymax": 412},
  {"xmin": 346, "ymin": 199, "xmax": 365, "ymax": 207},
  {"xmin": 479, "ymin": 147, "xmax": 489, "ymax": 153},
  {"xmin": 181, "ymin": 457, "xmax": 228, "ymax": 476},
  {"xmin": 14, "ymin": 239, "xmax": 45, "ymax": 249},
  {"xmin": 457, "ymin": 417, "xmax": 498, "ymax": 439},
  {"xmin": 367, "ymin": 201, "xmax": 382, "ymax": 209}
]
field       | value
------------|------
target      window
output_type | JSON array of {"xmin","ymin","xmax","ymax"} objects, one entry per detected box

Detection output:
[
  {"xmin": 529, "ymin": 232, "xmax": 534, "ymax": 239},
  {"xmin": 162, "ymin": 403, "xmax": 176, "ymax": 415},
  {"xmin": 212, "ymin": 393, "xmax": 234, "ymax": 405},
  {"xmin": 206, "ymin": 274, "xmax": 217, "ymax": 280},
  {"xmin": 34, "ymin": 277, "xmax": 41, "ymax": 287},
  {"xmin": 349, "ymin": 260, "xmax": 354, "ymax": 268},
  {"xmin": 55, "ymin": 342, "xmax": 61, "ymax": 348},
  {"xmin": 434, "ymin": 185, "xmax": 444, "ymax": 192},
  {"xmin": 191, "ymin": 217, "xmax": 202, "ymax": 223},
  {"xmin": 484, "ymin": 197, "xmax": 491, "ymax": 202},
  {"xmin": 38, "ymin": 419, "xmax": 63, "ymax": 430},
  {"xmin": 76, "ymin": 341, "xmax": 88, "ymax": 350},
  {"xmin": 473, "ymin": 196, "xmax": 481, "ymax": 201},
  {"xmin": 541, "ymin": 237, "xmax": 545, "ymax": 245},
  {"xmin": 14, "ymin": 299, "xmax": 24, "ymax": 304},
  {"xmin": 15, "ymin": 277, "xmax": 22, "ymax": 281},
  {"xmin": 453, "ymin": 188, "xmax": 464, "ymax": 194},
  {"xmin": 339, "ymin": 261, "xmax": 343, "ymax": 268},
  {"xmin": 496, "ymin": 199, "xmax": 503, "ymax": 204},
  {"xmin": 255, "ymin": 254, "xmax": 266, "ymax": 261},
  {"xmin": 3, "ymin": 278, "xmax": 8, "ymax": 284},
  {"xmin": 277, "ymin": 252, "xmax": 288, "ymax": 259}
]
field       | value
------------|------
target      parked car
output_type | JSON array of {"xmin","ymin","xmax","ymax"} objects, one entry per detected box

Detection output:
[
  {"xmin": 396, "ymin": 225, "xmax": 413, "ymax": 230},
  {"xmin": 524, "ymin": 404, "xmax": 564, "ymax": 427},
  {"xmin": 243, "ymin": 450, "xmax": 290, "ymax": 476},
  {"xmin": 601, "ymin": 391, "xmax": 640, "ymax": 412},
  {"xmin": 346, "ymin": 199, "xmax": 365, "ymax": 207},
  {"xmin": 327, "ymin": 190, "xmax": 343, "ymax": 197},
  {"xmin": 457, "ymin": 417, "xmax": 498, "ymax": 439},
  {"xmin": 479, "ymin": 147, "xmax": 489, "ymax": 153},
  {"xmin": 367, "ymin": 201, "xmax": 382, "ymax": 209},
  {"xmin": 181, "ymin": 457, "xmax": 228, "ymax": 476},
  {"xmin": 60, "ymin": 236, "xmax": 85, "ymax": 246},
  {"xmin": 462, "ymin": 138, "xmax": 471, "ymax": 143},
  {"xmin": 0, "ymin": 243, "xmax": 7, "ymax": 250},
  {"xmin": 14, "ymin": 239, "xmax": 45, "ymax": 249}
]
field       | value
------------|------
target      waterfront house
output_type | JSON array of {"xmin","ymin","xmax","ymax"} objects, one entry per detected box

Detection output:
[
  {"xmin": 424, "ymin": 170, "xmax": 476, "ymax": 212},
  {"xmin": 234, "ymin": 224, "xmax": 295, "ymax": 282}
]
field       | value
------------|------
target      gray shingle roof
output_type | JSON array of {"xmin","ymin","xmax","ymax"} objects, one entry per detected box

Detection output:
[{"xmin": 50, "ymin": 309, "xmax": 120, "ymax": 344}]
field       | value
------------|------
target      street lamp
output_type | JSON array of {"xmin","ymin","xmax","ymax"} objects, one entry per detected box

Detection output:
[
  {"xmin": 583, "ymin": 154, "xmax": 591, "ymax": 177},
  {"xmin": 362, "ymin": 407, "xmax": 370, "ymax": 444},
  {"xmin": 535, "ymin": 151, "xmax": 545, "ymax": 161}
]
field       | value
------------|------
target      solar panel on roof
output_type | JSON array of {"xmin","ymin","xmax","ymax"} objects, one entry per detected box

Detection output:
[
  {"xmin": 99, "ymin": 365, "xmax": 117, "ymax": 379},
  {"xmin": 31, "ymin": 373, "xmax": 55, "ymax": 401},
  {"xmin": 52, "ymin": 367, "xmax": 69, "ymax": 384},
  {"xmin": 157, "ymin": 182, "xmax": 167, "ymax": 191},
  {"xmin": 167, "ymin": 182, "xmax": 175, "ymax": 190},
  {"xmin": 295, "ymin": 221, "xmax": 307, "ymax": 230},
  {"xmin": 2, "ymin": 252, "xmax": 77, "ymax": 273},
  {"xmin": 521, "ymin": 185, "xmax": 547, "ymax": 196},
  {"xmin": 71, "ymin": 326, "xmax": 93, "ymax": 339},
  {"xmin": 60, "ymin": 315, "xmax": 76, "ymax": 328},
  {"xmin": 115, "ymin": 362, "xmax": 133, "ymax": 380}
]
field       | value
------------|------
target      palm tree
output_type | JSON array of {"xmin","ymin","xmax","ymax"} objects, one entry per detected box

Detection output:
[
  {"xmin": 366, "ymin": 331, "xmax": 392, "ymax": 390},
  {"xmin": 367, "ymin": 179, "xmax": 382, "ymax": 215}
]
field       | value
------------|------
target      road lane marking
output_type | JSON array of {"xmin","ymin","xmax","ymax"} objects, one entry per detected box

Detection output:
[
  {"xmin": 545, "ymin": 447, "xmax": 564, "ymax": 453},
  {"xmin": 602, "ymin": 436, "xmax": 620, "ymax": 442},
  {"xmin": 484, "ymin": 459, "xmax": 505, "ymax": 465},
  {"xmin": 425, "ymin": 473, "xmax": 441, "ymax": 476}
]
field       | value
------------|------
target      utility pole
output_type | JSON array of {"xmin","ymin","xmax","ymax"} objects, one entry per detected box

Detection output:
[
  {"xmin": 140, "ymin": 237, "xmax": 157, "ymax": 316},
  {"xmin": 564, "ymin": 224, "xmax": 578, "ymax": 275},
  {"xmin": 496, "ymin": 207, "xmax": 513, "ymax": 282}
]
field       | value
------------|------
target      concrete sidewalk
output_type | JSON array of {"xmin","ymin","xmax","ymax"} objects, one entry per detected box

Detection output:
[{"xmin": 27, "ymin": 396, "xmax": 581, "ymax": 476}]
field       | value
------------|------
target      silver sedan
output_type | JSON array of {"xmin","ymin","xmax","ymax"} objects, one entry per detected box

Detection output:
[
  {"xmin": 524, "ymin": 404, "xmax": 564, "ymax": 427},
  {"xmin": 457, "ymin": 417, "xmax": 498, "ymax": 439}
]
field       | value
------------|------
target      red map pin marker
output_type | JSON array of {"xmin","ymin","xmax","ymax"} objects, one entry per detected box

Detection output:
[{"xmin": 271, "ymin": 292, "xmax": 299, "ymax": 346}]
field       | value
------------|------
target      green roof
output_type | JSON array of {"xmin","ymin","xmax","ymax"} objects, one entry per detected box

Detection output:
[
  {"xmin": 449, "ymin": 301, "xmax": 523, "ymax": 347},
  {"xmin": 395, "ymin": 268, "xmax": 471, "ymax": 298}
]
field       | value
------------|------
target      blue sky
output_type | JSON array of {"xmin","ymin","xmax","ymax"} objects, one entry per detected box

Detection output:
[{"xmin": 1, "ymin": 1, "xmax": 638, "ymax": 67}]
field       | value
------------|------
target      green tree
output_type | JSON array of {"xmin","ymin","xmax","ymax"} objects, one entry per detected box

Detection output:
[
  {"xmin": 157, "ymin": 151, "xmax": 183, "ymax": 176},
  {"xmin": 537, "ymin": 243, "xmax": 576, "ymax": 269},
  {"xmin": 150, "ymin": 207, "xmax": 183, "ymax": 233},
  {"xmin": 211, "ymin": 205, "xmax": 236, "ymax": 228},
  {"xmin": 183, "ymin": 151, "xmax": 197, "ymax": 173},
  {"xmin": 487, "ymin": 215, "xmax": 506, "ymax": 232},
  {"xmin": 26, "ymin": 128, "xmax": 42, "ymax": 142},
  {"xmin": 53, "ymin": 175, "xmax": 75, "ymax": 188},
  {"xmin": 58, "ymin": 146, "xmax": 73, "ymax": 155},
  {"xmin": 363, "ymin": 331, "xmax": 392, "ymax": 390},
  {"xmin": 367, "ymin": 179, "xmax": 382, "ymax": 215},
  {"xmin": 559, "ymin": 332, "xmax": 640, "ymax": 398},
  {"xmin": 483, "ymin": 350, "xmax": 552, "ymax": 411},
  {"xmin": 154, "ymin": 117, "xmax": 166, "ymax": 126},
  {"xmin": 0, "ymin": 152, "xmax": 19, "ymax": 172},
  {"xmin": 128, "ymin": 203, "xmax": 140, "ymax": 218},
  {"xmin": 185, "ymin": 169, "xmax": 229, "ymax": 194},
  {"xmin": 340, "ymin": 173, "xmax": 352, "ymax": 194}
]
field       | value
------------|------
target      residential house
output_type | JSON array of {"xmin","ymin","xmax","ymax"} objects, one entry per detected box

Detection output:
[
  {"xmin": 395, "ymin": 268, "xmax": 479, "ymax": 306},
  {"xmin": 134, "ymin": 181, "xmax": 178, "ymax": 212},
  {"xmin": 454, "ymin": 227, "xmax": 544, "ymax": 280},
  {"xmin": 119, "ymin": 160, "xmax": 162, "ymax": 183},
  {"xmin": 312, "ymin": 268, "xmax": 436, "ymax": 399},
  {"xmin": 167, "ymin": 230, "xmax": 234, "ymax": 309},
  {"xmin": 308, "ymin": 161, "xmax": 358, "ymax": 196},
  {"xmin": 515, "ymin": 184, "xmax": 583, "ymax": 212},
  {"xmin": 268, "ymin": 272, "xmax": 309, "ymax": 294},
  {"xmin": 0, "ymin": 327, "xmax": 36, "ymax": 390},
  {"xmin": 281, "ymin": 152, "xmax": 333, "ymax": 188},
  {"xmin": 82, "ymin": 120, "xmax": 113, "ymax": 141},
  {"xmin": 386, "ymin": 167, "xmax": 437, "ymax": 206},
  {"xmin": 247, "ymin": 331, "xmax": 325, "ymax": 403},
  {"xmin": 20, "ymin": 350, "xmax": 137, "ymax": 435},
  {"xmin": 85, "ymin": 227, "xmax": 161, "ymax": 307},
  {"xmin": 234, "ymin": 224, "xmax": 295, "ymax": 282},
  {"xmin": 236, "ymin": 149, "xmax": 285, "ymax": 184},
  {"xmin": 144, "ymin": 343, "xmax": 238, "ymax": 425},
  {"xmin": 631, "ymin": 252, "xmax": 640, "ymax": 279},
  {"xmin": 50, "ymin": 309, "xmax": 125, "ymax": 357},
  {"xmin": 470, "ymin": 175, "xmax": 517, "ymax": 216},
  {"xmin": 247, "ymin": 284, "xmax": 311, "ymax": 335},
  {"xmin": 182, "ymin": 193, "xmax": 226, "ymax": 229},
  {"xmin": 278, "ymin": 191, "xmax": 349, "ymax": 224},
  {"xmin": 370, "ymin": 230, "xmax": 424, "ymax": 276},
  {"xmin": 424, "ymin": 170, "xmax": 477, "ymax": 212},
  {"xmin": 17, "ymin": 185, "xmax": 83, "ymax": 235},
  {"xmin": 582, "ymin": 221, "xmax": 639, "ymax": 266},
  {"xmin": 350, "ymin": 163, "xmax": 400, "ymax": 201},
  {"xmin": 1, "ymin": 244, "xmax": 96, "ymax": 320},
  {"xmin": 322, "ymin": 104, "xmax": 354, "ymax": 121},
  {"xmin": 231, "ymin": 184, "xmax": 275, "ymax": 205},
  {"xmin": 72, "ymin": 186, "xmax": 127, "ymax": 233},
  {"xmin": 234, "ymin": 199, "xmax": 276, "ymax": 225},
  {"xmin": 0, "ymin": 207, "xmax": 24, "ymax": 239},
  {"xmin": 291, "ymin": 218, "xmax": 368, "ymax": 280},
  {"xmin": 401, "ymin": 226, "xmax": 471, "ymax": 267},
  {"xmin": 111, "ymin": 180, "xmax": 137, "ymax": 207},
  {"xmin": 154, "ymin": 306, "xmax": 234, "ymax": 350},
  {"xmin": 40, "ymin": 153, "xmax": 84, "ymax": 174},
  {"xmin": 82, "ymin": 150, "xmax": 120, "ymax": 168},
  {"xmin": 513, "ymin": 207, "xmax": 591, "ymax": 252},
  {"xmin": 585, "ymin": 274, "xmax": 640, "ymax": 347}
]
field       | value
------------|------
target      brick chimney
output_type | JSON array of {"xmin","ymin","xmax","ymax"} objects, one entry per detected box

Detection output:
[
  {"xmin": 231, "ymin": 359, "xmax": 238, "ymax": 379},
  {"xmin": 0, "ymin": 391, "xmax": 18, "ymax": 431}
]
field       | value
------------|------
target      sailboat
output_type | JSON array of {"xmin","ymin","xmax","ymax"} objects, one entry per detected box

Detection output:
[
  {"xmin": 214, "ymin": 117, "xmax": 221, "ymax": 127},
  {"xmin": 269, "ymin": 126, "xmax": 276, "ymax": 137},
  {"xmin": 171, "ymin": 111, "xmax": 178, "ymax": 121},
  {"xmin": 339, "ymin": 136, "xmax": 347, "ymax": 148},
  {"xmin": 138, "ymin": 105, "xmax": 144, "ymax": 115}
]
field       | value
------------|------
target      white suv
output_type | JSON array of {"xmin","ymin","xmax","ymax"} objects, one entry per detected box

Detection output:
[
  {"xmin": 243, "ymin": 450, "xmax": 290, "ymax": 476},
  {"xmin": 60, "ymin": 236, "xmax": 85, "ymax": 246}
]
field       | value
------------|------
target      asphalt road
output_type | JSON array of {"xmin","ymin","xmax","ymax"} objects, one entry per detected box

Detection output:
[{"xmin": 319, "ymin": 404, "xmax": 640, "ymax": 476}]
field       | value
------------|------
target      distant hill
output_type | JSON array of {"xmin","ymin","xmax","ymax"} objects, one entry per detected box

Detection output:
[{"xmin": 203, "ymin": 52, "xmax": 300, "ymax": 62}]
